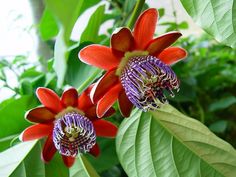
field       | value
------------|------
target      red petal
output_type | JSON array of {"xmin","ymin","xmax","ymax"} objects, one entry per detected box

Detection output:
[
  {"xmin": 157, "ymin": 47, "xmax": 187, "ymax": 65},
  {"xmin": 96, "ymin": 83, "xmax": 122, "ymax": 118},
  {"xmin": 89, "ymin": 143, "xmax": 100, "ymax": 157},
  {"xmin": 85, "ymin": 106, "xmax": 115, "ymax": 120},
  {"xmin": 111, "ymin": 27, "xmax": 134, "ymax": 52},
  {"xmin": 133, "ymin": 8, "xmax": 158, "ymax": 50},
  {"xmin": 93, "ymin": 120, "xmax": 118, "ymax": 138},
  {"xmin": 78, "ymin": 85, "xmax": 94, "ymax": 111},
  {"xmin": 146, "ymin": 31, "xmax": 182, "ymax": 55},
  {"xmin": 20, "ymin": 124, "xmax": 53, "ymax": 142},
  {"xmin": 90, "ymin": 69, "xmax": 119, "ymax": 104},
  {"xmin": 36, "ymin": 87, "xmax": 63, "ymax": 113},
  {"xmin": 102, "ymin": 107, "xmax": 116, "ymax": 118},
  {"xmin": 62, "ymin": 155, "xmax": 75, "ymax": 168},
  {"xmin": 118, "ymin": 89, "xmax": 133, "ymax": 117},
  {"xmin": 85, "ymin": 106, "xmax": 97, "ymax": 120},
  {"xmin": 61, "ymin": 88, "xmax": 78, "ymax": 107},
  {"xmin": 25, "ymin": 107, "xmax": 55, "ymax": 123},
  {"xmin": 79, "ymin": 44, "xmax": 121, "ymax": 70},
  {"xmin": 41, "ymin": 135, "xmax": 57, "ymax": 163}
]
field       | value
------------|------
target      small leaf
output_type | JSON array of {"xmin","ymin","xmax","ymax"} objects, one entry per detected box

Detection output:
[
  {"xmin": 209, "ymin": 120, "xmax": 228, "ymax": 133},
  {"xmin": 178, "ymin": 21, "xmax": 189, "ymax": 29},
  {"xmin": 116, "ymin": 105, "xmax": 236, "ymax": 177},
  {"xmin": 39, "ymin": 8, "xmax": 59, "ymax": 41},
  {"xmin": 158, "ymin": 8, "xmax": 165, "ymax": 18},
  {"xmin": 19, "ymin": 80, "xmax": 33, "ymax": 95},
  {"xmin": 209, "ymin": 96, "xmax": 236, "ymax": 111},
  {"xmin": 80, "ymin": 5, "xmax": 106, "ymax": 43}
]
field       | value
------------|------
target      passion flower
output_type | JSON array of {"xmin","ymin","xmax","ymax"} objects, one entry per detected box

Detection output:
[
  {"xmin": 120, "ymin": 55, "xmax": 179, "ymax": 111},
  {"xmin": 20, "ymin": 87, "xmax": 117, "ymax": 167},
  {"xmin": 79, "ymin": 8, "xmax": 187, "ymax": 117}
]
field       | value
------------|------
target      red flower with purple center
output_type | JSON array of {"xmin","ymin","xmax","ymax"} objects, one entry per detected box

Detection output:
[
  {"xmin": 20, "ymin": 86, "xmax": 117, "ymax": 167},
  {"xmin": 79, "ymin": 8, "xmax": 187, "ymax": 118}
]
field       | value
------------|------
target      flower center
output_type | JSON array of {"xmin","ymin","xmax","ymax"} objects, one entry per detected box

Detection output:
[
  {"xmin": 116, "ymin": 51, "xmax": 148, "ymax": 76},
  {"xmin": 53, "ymin": 111, "xmax": 96, "ymax": 157},
  {"xmin": 120, "ymin": 55, "xmax": 180, "ymax": 111}
]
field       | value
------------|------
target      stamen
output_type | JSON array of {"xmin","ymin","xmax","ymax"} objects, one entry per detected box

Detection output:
[
  {"xmin": 53, "ymin": 112, "xmax": 96, "ymax": 157},
  {"xmin": 120, "ymin": 55, "xmax": 180, "ymax": 111}
]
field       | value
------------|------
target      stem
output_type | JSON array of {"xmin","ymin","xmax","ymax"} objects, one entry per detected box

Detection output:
[
  {"xmin": 127, "ymin": 0, "xmax": 146, "ymax": 29},
  {"xmin": 77, "ymin": 69, "xmax": 102, "ymax": 93}
]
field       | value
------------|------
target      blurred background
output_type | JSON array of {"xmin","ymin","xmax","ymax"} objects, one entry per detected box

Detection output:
[
  {"xmin": 0, "ymin": 0, "xmax": 235, "ymax": 176},
  {"xmin": 0, "ymin": 0, "xmax": 203, "ymax": 101}
]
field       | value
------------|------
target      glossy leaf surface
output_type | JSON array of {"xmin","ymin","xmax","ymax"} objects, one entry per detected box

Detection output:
[{"xmin": 116, "ymin": 106, "xmax": 236, "ymax": 177}]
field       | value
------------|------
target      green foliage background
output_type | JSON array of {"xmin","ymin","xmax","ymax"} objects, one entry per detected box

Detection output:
[{"xmin": 0, "ymin": 0, "xmax": 236, "ymax": 176}]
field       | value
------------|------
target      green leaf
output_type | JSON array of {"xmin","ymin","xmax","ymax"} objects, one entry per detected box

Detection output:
[
  {"xmin": 80, "ymin": 5, "xmax": 106, "ymax": 43},
  {"xmin": 178, "ymin": 21, "xmax": 189, "ymax": 29},
  {"xmin": 45, "ymin": 0, "xmax": 84, "ymax": 44},
  {"xmin": 0, "ymin": 141, "xmax": 44, "ymax": 177},
  {"xmin": 0, "ymin": 134, "xmax": 18, "ymax": 152},
  {"xmin": 209, "ymin": 120, "xmax": 228, "ymax": 133},
  {"xmin": 45, "ymin": 153, "xmax": 69, "ymax": 177},
  {"xmin": 19, "ymin": 80, "xmax": 33, "ymax": 95},
  {"xmin": 158, "ymin": 8, "xmax": 165, "ymax": 18},
  {"xmin": 209, "ymin": 96, "xmax": 236, "ymax": 111},
  {"xmin": 53, "ymin": 30, "xmax": 69, "ymax": 87},
  {"xmin": 0, "ymin": 96, "xmax": 38, "ymax": 140},
  {"xmin": 45, "ymin": 0, "xmax": 85, "ymax": 86},
  {"xmin": 180, "ymin": 0, "xmax": 236, "ymax": 48},
  {"xmin": 70, "ymin": 155, "xmax": 100, "ymax": 177},
  {"xmin": 45, "ymin": 0, "xmax": 103, "ymax": 86},
  {"xmin": 116, "ymin": 105, "xmax": 236, "ymax": 177},
  {"xmin": 86, "ymin": 138, "xmax": 119, "ymax": 173},
  {"xmin": 66, "ymin": 44, "xmax": 102, "ymax": 90},
  {"xmin": 39, "ymin": 8, "xmax": 59, "ymax": 41}
]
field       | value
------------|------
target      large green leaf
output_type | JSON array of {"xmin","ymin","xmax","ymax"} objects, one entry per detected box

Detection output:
[
  {"xmin": 0, "ymin": 141, "xmax": 44, "ymax": 177},
  {"xmin": 70, "ymin": 155, "xmax": 100, "ymax": 177},
  {"xmin": 0, "ymin": 96, "xmax": 38, "ymax": 151},
  {"xmin": 180, "ymin": 0, "xmax": 236, "ymax": 48},
  {"xmin": 116, "ymin": 105, "xmax": 236, "ymax": 177}
]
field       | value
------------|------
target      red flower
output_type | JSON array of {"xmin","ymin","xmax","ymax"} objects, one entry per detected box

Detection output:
[
  {"xmin": 79, "ymin": 8, "xmax": 187, "ymax": 118},
  {"xmin": 20, "ymin": 86, "xmax": 117, "ymax": 167}
]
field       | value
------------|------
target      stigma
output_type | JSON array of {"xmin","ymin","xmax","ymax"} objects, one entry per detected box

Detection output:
[
  {"xmin": 120, "ymin": 55, "xmax": 179, "ymax": 111},
  {"xmin": 53, "ymin": 111, "xmax": 96, "ymax": 157}
]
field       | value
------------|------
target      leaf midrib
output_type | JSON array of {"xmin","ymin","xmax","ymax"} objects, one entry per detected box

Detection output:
[{"xmin": 151, "ymin": 111, "xmax": 227, "ymax": 177}]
